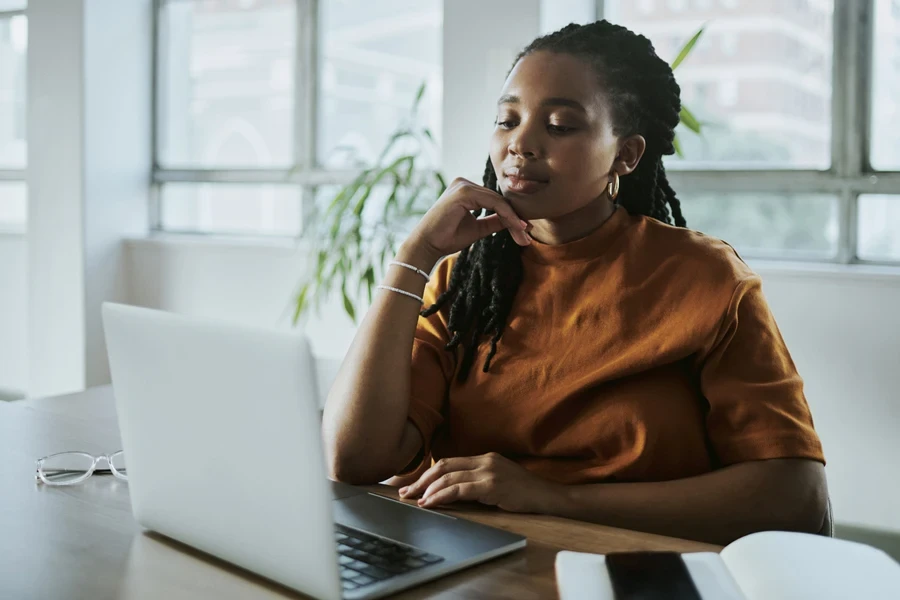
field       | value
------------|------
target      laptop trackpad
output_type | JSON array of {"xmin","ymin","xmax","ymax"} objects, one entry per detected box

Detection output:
[{"xmin": 332, "ymin": 493, "xmax": 498, "ymax": 561}]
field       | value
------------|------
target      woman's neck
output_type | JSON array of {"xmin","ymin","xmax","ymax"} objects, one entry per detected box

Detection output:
[{"xmin": 527, "ymin": 197, "xmax": 617, "ymax": 246}]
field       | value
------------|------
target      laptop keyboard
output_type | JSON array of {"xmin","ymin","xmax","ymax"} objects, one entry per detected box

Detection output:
[{"xmin": 335, "ymin": 524, "xmax": 445, "ymax": 592}]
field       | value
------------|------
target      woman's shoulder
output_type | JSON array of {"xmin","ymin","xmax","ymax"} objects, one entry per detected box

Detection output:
[{"xmin": 627, "ymin": 213, "xmax": 757, "ymax": 285}]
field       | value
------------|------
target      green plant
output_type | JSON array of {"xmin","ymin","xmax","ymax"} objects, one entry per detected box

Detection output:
[
  {"xmin": 671, "ymin": 26, "xmax": 706, "ymax": 156},
  {"xmin": 292, "ymin": 82, "xmax": 446, "ymax": 324}
]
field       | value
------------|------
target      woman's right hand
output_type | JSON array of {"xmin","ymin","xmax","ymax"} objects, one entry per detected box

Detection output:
[{"xmin": 407, "ymin": 177, "xmax": 532, "ymax": 261}]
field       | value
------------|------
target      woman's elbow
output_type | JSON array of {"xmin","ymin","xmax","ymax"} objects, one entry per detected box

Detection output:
[
  {"xmin": 765, "ymin": 459, "xmax": 830, "ymax": 535},
  {"xmin": 324, "ymin": 440, "xmax": 400, "ymax": 485}
]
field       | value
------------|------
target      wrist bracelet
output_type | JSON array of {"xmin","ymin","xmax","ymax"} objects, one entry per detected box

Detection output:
[
  {"xmin": 389, "ymin": 260, "xmax": 430, "ymax": 281},
  {"xmin": 376, "ymin": 285, "xmax": 424, "ymax": 304}
]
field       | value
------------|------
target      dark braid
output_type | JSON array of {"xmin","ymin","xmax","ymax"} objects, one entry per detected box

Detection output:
[{"xmin": 421, "ymin": 20, "xmax": 685, "ymax": 382}]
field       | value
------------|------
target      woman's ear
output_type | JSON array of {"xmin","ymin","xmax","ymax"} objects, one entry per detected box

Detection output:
[{"xmin": 613, "ymin": 134, "xmax": 647, "ymax": 176}]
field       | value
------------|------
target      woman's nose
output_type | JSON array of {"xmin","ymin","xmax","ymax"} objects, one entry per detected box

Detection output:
[{"xmin": 508, "ymin": 126, "xmax": 541, "ymax": 159}]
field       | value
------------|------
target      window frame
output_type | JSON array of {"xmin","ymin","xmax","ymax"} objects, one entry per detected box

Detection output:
[
  {"xmin": 150, "ymin": 0, "xmax": 330, "ymax": 237},
  {"xmin": 599, "ymin": 0, "xmax": 900, "ymax": 266},
  {"xmin": 151, "ymin": 0, "xmax": 900, "ymax": 266},
  {"xmin": 0, "ymin": 6, "xmax": 27, "ymax": 233}
]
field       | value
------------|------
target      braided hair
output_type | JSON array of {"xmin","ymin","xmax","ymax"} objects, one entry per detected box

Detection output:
[{"xmin": 421, "ymin": 20, "xmax": 686, "ymax": 382}]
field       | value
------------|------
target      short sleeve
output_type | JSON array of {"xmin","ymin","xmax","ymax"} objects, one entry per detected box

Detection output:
[
  {"xmin": 402, "ymin": 254, "xmax": 459, "ymax": 473},
  {"xmin": 699, "ymin": 276, "xmax": 825, "ymax": 467}
]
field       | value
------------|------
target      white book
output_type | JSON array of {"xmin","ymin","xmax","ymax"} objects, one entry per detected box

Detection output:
[{"xmin": 556, "ymin": 531, "xmax": 900, "ymax": 600}]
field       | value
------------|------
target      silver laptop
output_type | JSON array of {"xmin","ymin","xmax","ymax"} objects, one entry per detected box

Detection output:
[{"xmin": 102, "ymin": 302, "xmax": 525, "ymax": 600}]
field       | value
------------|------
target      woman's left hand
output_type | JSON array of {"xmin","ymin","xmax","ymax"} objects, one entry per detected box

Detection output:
[{"xmin": 397, "ymin": 452, "xmax": 562, "ymax": 513}]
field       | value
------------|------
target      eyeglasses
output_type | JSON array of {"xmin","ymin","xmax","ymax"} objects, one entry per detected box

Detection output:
[{"xmin": 35, "ymin": 450, "xmax": 127, "ymax": 486}]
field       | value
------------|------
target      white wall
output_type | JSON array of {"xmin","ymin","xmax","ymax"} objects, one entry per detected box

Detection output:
[
  {"xmin": 26, "ymin": 0, "xmax": 151, "ymax": 397},
  {"xmin": 0, "ymin": 234, "xmax": 27, "ymax": 396},
  {"xmin": 82, "ymin": 0, "xmax": 152, "ymax": 388},
  {"xmin": 27, "ymin": 0, "xmax": 87, "ymax": 397},
  {"xmin": 758, "ymin": 267, "xmax": 900, "ymax": 533},
  {"xmin": 125, "ymin": 236, "xmax": 355, "ymax": 405}
]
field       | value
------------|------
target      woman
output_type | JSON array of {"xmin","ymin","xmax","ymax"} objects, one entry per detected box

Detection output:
[{"xmin": 322, "ymin": 21, "xmax": 828, "ymax": 545}]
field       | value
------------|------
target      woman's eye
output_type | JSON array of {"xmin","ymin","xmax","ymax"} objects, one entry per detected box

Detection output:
[
  {"xmin": 548, "ymin": 124, "xmax": 575, "ymax": 134},
  {"xmin": 497, "ymin": 120, "xmax": 516, "ymax": 129}
]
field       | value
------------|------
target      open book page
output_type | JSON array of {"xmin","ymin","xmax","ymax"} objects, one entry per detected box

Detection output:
[
  {"xmin": 719, "ymin": 531, "xmax": 900, "ymax": 600},
  {"xmin": 555, "ymin": 550, "xmax": 746, "ymax": 600}
]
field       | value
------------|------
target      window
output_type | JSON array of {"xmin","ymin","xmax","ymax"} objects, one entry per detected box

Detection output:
[
  {"xmin": 606, "ymin": 0, "xmax": 833, "ymax": 170},
  {"xmin": 681, "ymin": 193, "xmax": 838, "ymax": 258},
  {"xmin": 717, "ymin": 79, "xmax": 737, "ymax": 107},
  {"xmin": 602, "ymin": 0, "xmax": 900, "ymax": 264},
  {"xmin": 154, "ymin": 0, "xmax": 442, "ymax": 235},
  {"xmin": 317, "ymin": 0, "xmax": 442, "ymax": 168},
  {"xmin": 540, "ymin": 0, "xmax": 597, "ymax": 35},
  {"xmin": 160, "ymin": 183, "xmax": 303, "ymax": 235},
  {"xmin": 870, "ymin": 0, "xmax": 900, "ymax": 170},
  {"xmin": 720, "ymin": 33, "xmax": 738, "ymax": 56},
  {"xmin": 0, "ymin": 2, "xmax": 26, "ymax": 231},
  {"xmin": 156, "ymin": 0, "xmax": 297, "ymax": 168},
  {"xmin": 858, "ymin": 196, "xmax": 900, "ymax": 261},
  {"xmin": 0, "ymin": 181, "xmax": 25, "ymax": 230},
  {"xmin": 638, "ymin": 0, "xmax": 655, "ymax": 15}
]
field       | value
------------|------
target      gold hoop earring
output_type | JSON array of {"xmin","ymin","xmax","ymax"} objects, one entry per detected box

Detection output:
[{"xmin": 606, "ymin": 171, "xmax": 620, "ymax": 202}]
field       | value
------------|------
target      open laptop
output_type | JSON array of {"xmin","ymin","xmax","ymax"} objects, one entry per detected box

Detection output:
[{"xmin": 102, "ymin": 302, "xmax": 525, "ymax": 600}]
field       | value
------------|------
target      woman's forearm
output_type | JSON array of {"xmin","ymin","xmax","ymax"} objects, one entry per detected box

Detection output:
[
  {"xmin": 538, "ymin": 458, "xmax": 828, "ymax": 545},
  {"xmin": 322, "ymin": 239, "xmax": 440, "ymax": 484}
]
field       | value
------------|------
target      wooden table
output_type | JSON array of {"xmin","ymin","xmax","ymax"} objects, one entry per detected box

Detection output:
[{"xmin": 0, "ymin": 387, "xmax": 720, "ymax": 599}]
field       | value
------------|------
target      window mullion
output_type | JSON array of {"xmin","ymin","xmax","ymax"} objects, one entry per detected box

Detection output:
[
  {"xmin": 149, "ymin": 184, "xmax": 162, "ymax": 231},
  {"xmin": 831, "ymin": 0, "xmax": 853, "ymax": 178},
  {"xmin": 295, "ymin": 0, "xmax": 318, "ymax": 235},
  {"xmin": 0, "ymin": 170, "xmax": 27, "ymax": 181},
  {"xmin": 831, "ymin": 0, "xmax": 872, "ymax": 262},
  {"xmin": 294, "ymin": 0, "xmax": 314, "ymax": 168},
  {"xmin": 151, "ymin": 0, "xmax": 162, "ymax": 230},
  {"xmin": 834, "ymin": 188, "xmax": 853, "ymax": 263},
  {"xmin": 846, "ymin": 0, "xmax": 875, "ymax": 178}
]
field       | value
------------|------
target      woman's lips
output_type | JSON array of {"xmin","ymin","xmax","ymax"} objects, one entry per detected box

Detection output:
[{"xmin": 505, "ymin": 175, "xmax": 549, "ymax": 194}]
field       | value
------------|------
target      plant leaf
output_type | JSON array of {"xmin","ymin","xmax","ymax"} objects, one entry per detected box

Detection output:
[
  {"xmin": 434, "ymin": 172, "xmax": 447, "ymax": 194},
  {"xmin": 364, "ymin": 266, "xmax": 375, "ymax": 305},
  {"xmin": 341, "ymin": 282, "xmax": 356, "ymax": 322},
  {"xmin": 377, "ymin": 129, "xmax": 414, "ymax": 164},
  {"xmin": 315, "ymin": 250, "xmax": 328, "ymax": 284},
  {"xmin": 355, "ymin": 156, "xmax": 415, "ymax": 220},
  {"xmin": 353, "ymin": 184, "xmax": 374, "ymax": 218},
  {"xmin": 292, "ymin": 283, "xmax": 310, "ymax": 325},
  {"xmin": 673, "ymin": 134, "xmax": 684, "ymax": 158},
  {"xmin": 403, "ymin": 155, "xmax": 416, "ymax": 184},
  {"xmin": 671, "ymin": 26, "xmax": 705, "ymax": 71},
  {"xmin": 353, "ymin": 228, "xmax": 363, "ymax": 262},
  {"xmin": 680, "ymin": 105, "xmax": 702, "ymax": 134},
  {"xmin": 326, "ymin": 169, "xmax": 369, "ymax": 215},
  {"xmin": 402, "ymin": 183, "xmax": 425, "ymax": 214},
  {"xmin": 383, "ymin": 178, "xmax": 401, "ymax": 222},
  {"xmin": 413, "ymin": 81, "xmax": 426, "ymax": 111}
]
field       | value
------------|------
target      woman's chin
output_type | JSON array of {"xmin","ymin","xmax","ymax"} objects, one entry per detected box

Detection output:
[{"xmin": 502, "ymin": 191, "xmax": 545, "ymax": 220}]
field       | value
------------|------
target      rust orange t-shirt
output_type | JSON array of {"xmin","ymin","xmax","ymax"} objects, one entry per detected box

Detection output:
[{"xmin": 405, "ymin": 206, "xmax": 825, "ymax": 484}]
